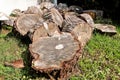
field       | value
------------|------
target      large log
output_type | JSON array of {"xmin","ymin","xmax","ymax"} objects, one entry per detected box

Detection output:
[
  {"xmin": 62, "ymin": 12, "xmax": 85, "ymax": 32},
  {"xmin": 80, "ymin": 13, "xmax": 94, "ymax": 29},
  {"xmin": 15, "ymin": 14, "xmax": 43, "ymax": 35},
  {"xmin": 24, "ymin": 6, "xmax": 43, "ymax": 16},
  {"xmin": 72, "ymin": 23, "xmax": 93, "ymax": 47},
  {"xmin": 31, "ymin": 22, "xmax": 60, "ymax": 41},
  {"xmin": 29, "ymin": 32, "xmax": 81, "ymax": 79},
  {"xmin": 50, "ymin": 8, "xmax": 64, "ymax": 28}
]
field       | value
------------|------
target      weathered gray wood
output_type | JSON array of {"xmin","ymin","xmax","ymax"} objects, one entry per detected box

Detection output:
[
  {"xmin": 72, "ymin": 23, "xmax": 93, "ymax": 47},
  {"xmin": 15, "ymin": 14, "xmax": 43, "ymax": 35},
  {"xmin": 24, "ymin": 6, "xmax": 43, "ymax": 16},
  {"xmin": 50, "ymin": 8, "xmax": 63, "ymax": 27},
  {"xmin": 62, "ymin": 12, "xmax": 85, "ymax": 32},
  {"xmin": 29, "ymin": 32, "xmax": 81, "ymax": 79},
  {"xmin": 94, "ymin": 24, "xmax": 117, "ymax": 34},
  {"xmin": 80, "ymin": 13, "xmax": 94, "ymax": 29},
  {"xmin": 31, "ymin": 22, "xmax": 60, "ymax": 41}
]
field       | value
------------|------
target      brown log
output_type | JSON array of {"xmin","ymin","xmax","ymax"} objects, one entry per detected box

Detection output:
[
  {"xmin": 80, "ymin": 13, "xmax": 94, "ymax": 29},
  {"xmin": 4, "ymin": 59, "xmax": 24, "ymax": 68},
  {"xmin": 71, "ymin": 23, "xmax": 93, "ymax": 47},
  {"xmin": 31, "ymin": 22, "xmax": 60, "ymax": 41},
  {"xmin": 50, "ymin": 8, "xmax": 63, "ymax": 27},
  {"xmin": 15, "ymin": 14, "xmax": 43, "ymax": 35},
  {"xmin": 62, "ymin": 12, "xmax": 85, "ymax": 32},
  {"xmin": 29, "ymin": 32, "xmax": 81, "ymax": 79},
  {"xmin": 24, "ymin": 6, "xmax": 43, "ymax": 16},
  {"xmin": 3, "ymin": 16, "xmax": 16, "ymax": 26},
  {"xmin": 94, "ymin": 24, "xmax": 117, "ymax": 34}
]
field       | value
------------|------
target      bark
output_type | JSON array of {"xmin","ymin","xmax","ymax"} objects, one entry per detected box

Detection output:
[
  {"xmin": 62, "ymin": 12, "xmax": 85, "ymax": 32},
  {"xmin": 94, "ymin": 24, "xmax": 117, "ymax": 34},
  {"xmin": 31, "ymin": 22, "xmax": 60, "ymax": 41}
]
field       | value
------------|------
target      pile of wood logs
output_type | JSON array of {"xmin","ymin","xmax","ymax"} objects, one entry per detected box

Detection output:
[{"xmin": 4, "ymin": 2, "xmax": 117, "ymax": 80}]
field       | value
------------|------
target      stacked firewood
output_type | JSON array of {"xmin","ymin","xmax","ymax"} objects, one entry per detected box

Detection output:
[{"xmin": 4, "ymin": 2, "xmax": 116, "ymax": 80}]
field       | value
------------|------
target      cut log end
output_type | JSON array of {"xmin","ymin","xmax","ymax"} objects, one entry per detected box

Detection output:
[{"xmin": 29, "ymin": 33, "xmax": 81, "ymax": 72}]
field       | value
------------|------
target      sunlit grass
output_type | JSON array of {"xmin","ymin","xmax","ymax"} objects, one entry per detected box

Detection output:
[
  {"xmin": 70, "ymin": 25, "xmax": 120, "ymax": 80},
  {"xmin": 0, "ymin": 24, "xmax": 120, "ymax": 80}
]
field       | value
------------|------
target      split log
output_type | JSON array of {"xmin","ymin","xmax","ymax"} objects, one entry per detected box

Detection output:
[
  {"xmin": 31, "ymin": 22, "xmax": 60, "ymax": 41},
  {"xmin": 50, "ymin": 8, "xmax": 63, "ymax": 28},
  {"xmin": 80, "ymin": 13, "xmax": 94, "ymax": 29},
  {"xmin": 62, "ymin": 12, "xmax": 85, "ymax": 32},
  {"xmin": 29, "ymin": 32, "xmax": 81, "ymax": 79},
  {"xmin": 24, "ymin": 6, "xmax": 43, "ymax": 16},
  {"xmin": 4, "ymin": 59, "xmax": 24, "ymax": 68},
  {"xmin": 94, "ymin": 24, "xmax": 117, "ymax": 34},
  {"xmin": 15, "ymin": 14, "xmax": 43, "ymax": 35},
  {"xmin": 71, "ymin": 23, "xmax": 93, "ymax": 47}
]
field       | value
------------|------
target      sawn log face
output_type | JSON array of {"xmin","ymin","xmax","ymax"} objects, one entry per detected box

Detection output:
[{"xmin": 29, "ymin": 33, "xmax": 81, "ymax": 72}]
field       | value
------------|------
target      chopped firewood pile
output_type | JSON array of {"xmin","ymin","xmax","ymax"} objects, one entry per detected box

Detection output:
[{"xmin": 2, "ymin": 2, "xmax": 117, "ymax": 80}]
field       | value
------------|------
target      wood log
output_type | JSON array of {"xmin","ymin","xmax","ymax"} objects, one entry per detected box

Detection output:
[
  {"xmin": 15, "ymin": 14, "xmax": 43, "ymax": 35},
  {"xmin": 24, "ymin": 6, "xmax": 43, "ymax": 16},
  {"xmin": 31, "ymin": 22, "xmax": 60, "ymax": 41},
  {"xmin": 71, "ymin": 23, "xmax": 93, "ymax": 47},
  {"xmin": 50, "ymin": 8, "xmax": 63, "ymax": 28},
  {"xmin": 80, "ymin": 13, "xmax": 94, "ymax": 29},
  {"xmin": 62, "ymin": 12, "xmax": 85, "ymax": 32},
  {"xmin": 29, "ymin": 32, "xmax": 81, "ymax": 79},
  {"xmin": 94, "ymin": 24, "xmax": 117, "ymax": 34}
]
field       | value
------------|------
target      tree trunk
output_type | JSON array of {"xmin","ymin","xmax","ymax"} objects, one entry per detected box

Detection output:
[
  {"xmin": 15, "ymin": 14, "xmax": 43, "ymax": 35},
  {"xmin": 29, "ymin": 32, "xmax": 81, "ymax": 79}
]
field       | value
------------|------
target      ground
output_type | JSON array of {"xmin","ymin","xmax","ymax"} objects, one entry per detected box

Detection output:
[{"xmin": 0, "ymin": 24, "xmax": 120, "ymax": 80}]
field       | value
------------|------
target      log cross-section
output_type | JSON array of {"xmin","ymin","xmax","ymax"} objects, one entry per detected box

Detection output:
[{"xmin": 29, "ymin": 33, "xmax": 81, "ymax": 73}]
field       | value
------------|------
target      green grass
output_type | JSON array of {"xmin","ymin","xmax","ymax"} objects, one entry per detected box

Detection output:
[
  {"xmin": 0, "ymin": 25, "xmax": 120, "ymax": 80},
  {"xmin": 70, "ymin": 25, "xmax": 120, "ymax": 80}
]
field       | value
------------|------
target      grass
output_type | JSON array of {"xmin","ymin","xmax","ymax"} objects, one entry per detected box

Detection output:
[
  {"xmin": 0, "ymin": 24, "xmax": 120, "ymax": 80},
  {"xmin": 70, "ymin": 25, "xmax": 120, "ymax": 80}
]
